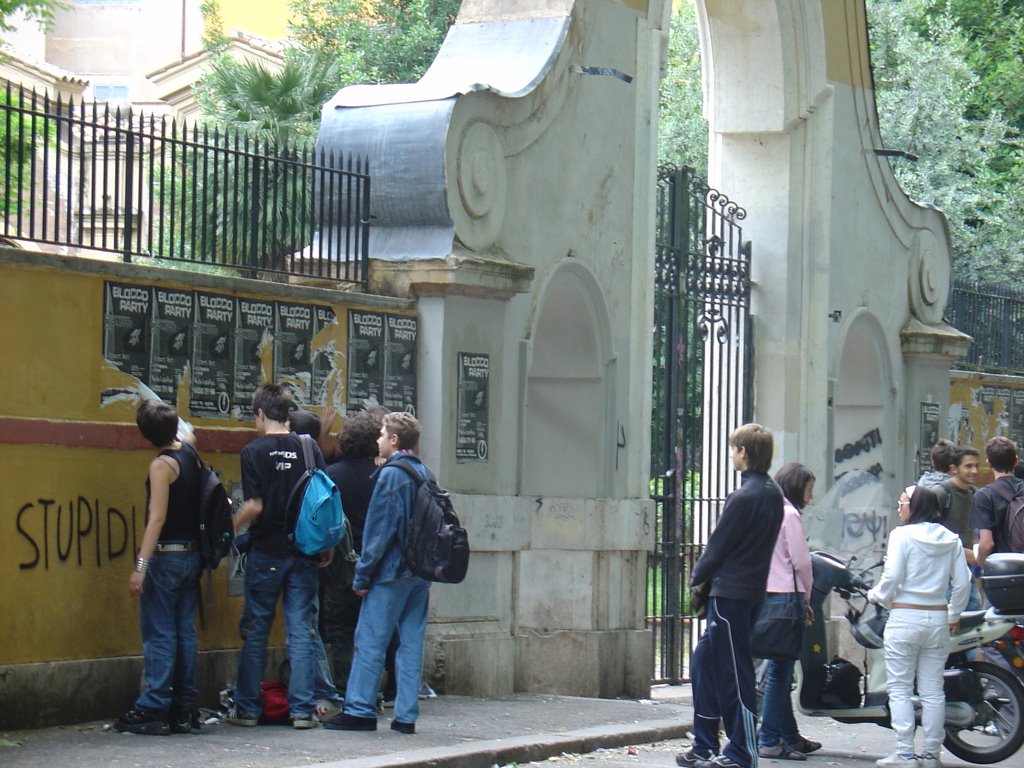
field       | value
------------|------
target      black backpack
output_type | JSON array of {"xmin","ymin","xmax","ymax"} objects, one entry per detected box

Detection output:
[
  {"xmin": 993, "ymin": 479, "xmax": 1024, "ymax": 552},
  {"xmin": 390, "ymin": 460, "xmax": 469, "ymax": 584},
  {"xmin": 185, "ymin": 443, "xmax": 234, "ymax": 570}
]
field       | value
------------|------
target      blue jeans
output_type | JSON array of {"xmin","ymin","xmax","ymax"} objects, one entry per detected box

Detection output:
[
  {"xmin": 345, "ymin": 577, "xmax": 430, "ymax": 724},
  {"xmin": 235, "ymin": 550, "xmax": 321, "ymax": 718},
  {"xmin": 135, "ymin": 549, "xmax": 201, "ymax": 714},
  {"xmin": 758, "ymin": 594, "xmax": 804, "ymax": 747},
  {"xmin": 311, "ymin": 596, "xmax": 342, "ymax": 704}
]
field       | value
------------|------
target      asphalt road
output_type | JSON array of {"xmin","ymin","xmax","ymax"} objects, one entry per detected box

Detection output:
[{"xmin": 511, "ymin": 712, "xmax": 1024, "ymax": 768}]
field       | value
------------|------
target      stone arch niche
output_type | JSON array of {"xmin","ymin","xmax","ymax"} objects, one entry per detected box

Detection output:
[
  {"xmin": 832, "ymin": 312, "xmax": 894, "ymax": 483},
  {"xmin": 521, "ymin": 262, "xmax": 614, "ymax": 499}
]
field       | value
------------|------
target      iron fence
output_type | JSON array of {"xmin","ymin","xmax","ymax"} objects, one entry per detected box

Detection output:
[
  {"xmin": 649, "ymin": 165, "xmax": 752, "ymax": 683},
  {"xmin": 947, "ymin": 281, "xmax": 1024, "ymax": 374},
  {"xmin": 0, "ymin": 83, "xmax": 370, "ymax": 285}
]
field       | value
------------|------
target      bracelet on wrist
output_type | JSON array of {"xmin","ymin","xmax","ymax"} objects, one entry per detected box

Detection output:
[{"xmin": 135, "ymin": 557, "xmax": 149, "ymax": 573}]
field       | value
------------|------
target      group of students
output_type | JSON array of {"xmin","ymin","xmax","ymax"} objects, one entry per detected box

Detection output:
[
  {"xmin": 115, "ymin": 384, "xmax": 434, "ymax": 736},
  {"xmin": 677, "ymin": 425, "xmax": 1024, "ymax": 768}
]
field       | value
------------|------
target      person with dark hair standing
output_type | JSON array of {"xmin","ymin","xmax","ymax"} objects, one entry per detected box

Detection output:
[
  {"xmin": 228, "ymin": 385, "xmax": 334, "ymax": 730},
  {"xmin": 917, "ymin": 440, "xmax": 955, "ymax": 488},
  {"xmin": 868, "ymin": 485, "xmax": 971, "ymax": 768},
  {"xmin": 970, "ymin": 437, "xmax": 1024, "ymax": 566},
  {"xmin": 757, "ymin": 462, "xmax": 819, "ymax": 760},
  {"xmin": 677, "ymin": 424, "xmax": 784, "ymax": 768},
  {"xmin": 321, "ymin": 411, "xmax": 383, "ymax": 692},
  {"xmin": 287, "ymin": 410, "xmax": 344, "ymax": 718},
  {"xmin": 115, "ymin": 400, "xmax": 202, "ymax": 736}
]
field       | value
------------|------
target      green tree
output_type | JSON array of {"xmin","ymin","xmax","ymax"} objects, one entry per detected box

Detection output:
[
  {"xmin": 657, "ymin": 1, "xmax": 707, "ymax": 175},
  {"xmin": 0, "ymin": 0, "xmax": 63, "ymax": 34},
  {"xmin": 287, "ymin": 0, "xmax": 460, "ymax": 86},
  {"xmin": 867, "ymin": 0, "xmax": 1024, "ymax": 282}
]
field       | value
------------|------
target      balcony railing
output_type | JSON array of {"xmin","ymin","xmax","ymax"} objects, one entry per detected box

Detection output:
[{"xmin": 0, "ymin": 83, "xmax": 370, "ymax": 286}]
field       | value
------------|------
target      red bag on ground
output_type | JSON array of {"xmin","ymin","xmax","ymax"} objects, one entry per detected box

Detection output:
[{"xmin": 259, "ymin": 680, "xmax": 290, "ymax": 724}]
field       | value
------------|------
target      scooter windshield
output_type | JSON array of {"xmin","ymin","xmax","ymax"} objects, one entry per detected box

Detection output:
[{"xmin": 803, "ymin": 469, "xmax": 890, "ymax": 568}]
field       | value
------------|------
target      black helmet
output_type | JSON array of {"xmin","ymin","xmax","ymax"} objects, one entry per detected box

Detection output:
[{"xmin": 848, "ymin": 604, "xmax": 889, "ymax": 649}]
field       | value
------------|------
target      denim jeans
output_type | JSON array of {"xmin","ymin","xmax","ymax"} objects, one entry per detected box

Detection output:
[
  {"xmin": 135, "ymin": 549, "xmax": 201, "ymax": 715},
  {"xmin": 884, "ymin": 608, "xmax": 949, "ymax": 757},
  {"xmin": 235, "ymin": 550, "xmax": 321, "ymax": 718},
  {"xmin": 757, "ymin": 593, "xmax": 803, "ymax": 747},
  {"xmin": 345, "ymin": 577, "xmax": 430, "ymax": 724},
  {"xmin": 311, "ymin": 595, "xmax": 342, "ymax": 705}
]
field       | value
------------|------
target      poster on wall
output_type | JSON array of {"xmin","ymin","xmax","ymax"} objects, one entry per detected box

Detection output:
[
  {"xmin": 918, "ymin": 401, "xmax": 940, "ymax": 477},
  {"xmin": 456, "ymin": 352, "xmax": 489, "ymax": 463},
  {"xmin": 150, "ymin": 288, "xmax": 193, "ymax": 403},
  {"xmin": 103, "ymin": 282, "xmax": 152, "ymax": 386},
  {"xmin": 273, "ymin": 302, "xmax": 314, "ymax": 406},
  {"xmin": 190, "ymin": 292, "xmax": 235, "ymax": 417},
  {"xmin": 347, "ymin": 310, "xmax": 385, "ymax": 411},
  {"xmin": 384, "ymin": 314, "xmax": 417, "ymax": 414},
  {"xmin": 311, "ymin": 306, "xmax": 338, "ymax": 407},
  {"xmin": 1014, "ymin": 391, "xmax": 1024, "ymax": 448},
  {"xmin": 234, "ymin": 298, "xmax": 274, "ymax": 417}
]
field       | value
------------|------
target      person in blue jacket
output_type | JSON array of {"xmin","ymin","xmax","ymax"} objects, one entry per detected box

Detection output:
[{"xmin": 324, "ymin": 411, "xmax": 431, "ymax": 735}]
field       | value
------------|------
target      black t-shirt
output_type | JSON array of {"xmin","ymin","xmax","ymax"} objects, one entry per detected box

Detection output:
[
  {"xmin": 241, "ymin": 433, "xmax": 325, "ymax": 557},
  {"xmin": 325, "ymin": 457, "xmax": 377, "ymax": 551},
  {"xmin": 969, "ymin": 476, "xmax": 1024, "ymax": 555},
  {"xmin": 148, "ymin": 444, "xmax": 201, "ymax": 542}
]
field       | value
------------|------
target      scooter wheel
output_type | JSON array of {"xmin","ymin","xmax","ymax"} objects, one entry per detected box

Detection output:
[{"xmin": 944, "ymin": 660, "xmax": 1024, "ymax": 764}]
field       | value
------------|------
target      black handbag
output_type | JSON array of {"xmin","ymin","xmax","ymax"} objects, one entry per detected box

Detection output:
[{"xmin": 751, "ymin": 571, "xmax": 804, "ymax": 660}]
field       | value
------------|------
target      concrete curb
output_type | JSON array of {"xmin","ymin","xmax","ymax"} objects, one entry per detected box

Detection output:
[{"xmin": 310, "ymin": 718, "xmax": 694, "ymax": 768}]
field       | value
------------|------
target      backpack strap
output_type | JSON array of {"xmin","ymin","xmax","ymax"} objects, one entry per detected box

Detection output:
[
  {"xmin": 388, "ymin": 459, "xmax": 425, "ymax": 485},
  {"xmin": 284, "ymin": 434, "xmax": 318, "ymax": 535},
  {"xmin": 991, "ymin": 478, "xmax": 1021, "ymax": 503}
]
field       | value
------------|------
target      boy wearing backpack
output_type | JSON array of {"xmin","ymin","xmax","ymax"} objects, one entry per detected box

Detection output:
[
  {"xmin": 971, "ymin": 436, "xmax": 1024, "ymax": 566},
  {"xmin": 228, "ymin": 385, "xmax": 336, "ymax": 730},
  {"xmin": 324, "ymin": 412, "xmax": 430, "ymax": 735}
]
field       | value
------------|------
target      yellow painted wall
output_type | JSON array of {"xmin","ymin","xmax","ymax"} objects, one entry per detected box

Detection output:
[
  {"xmin": 950, "ymin": 371, "xmax": 1024, "ymax": 483},
  {"xmin": 0, "ymin": 250, "xmax": 413, "ymax": 666},
  {"xmin": 219, "ymin": 0, "xmax": 291, "ymax": 41}
]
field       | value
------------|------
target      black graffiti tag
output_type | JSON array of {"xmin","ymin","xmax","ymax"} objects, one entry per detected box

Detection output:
[{"xmin": 16, "ymin": 497, "xmax": 139, "ymax": 570}]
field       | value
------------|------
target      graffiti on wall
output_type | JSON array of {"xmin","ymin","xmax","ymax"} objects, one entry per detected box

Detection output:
[{"xmin": 16, "ymin": 495, "xmax": 140, "ymax": 570}]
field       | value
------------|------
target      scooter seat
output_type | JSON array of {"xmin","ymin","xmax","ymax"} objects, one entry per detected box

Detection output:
[{"xmin": 958, "ymin": 610, "xmax": 987, "ymax": 630}]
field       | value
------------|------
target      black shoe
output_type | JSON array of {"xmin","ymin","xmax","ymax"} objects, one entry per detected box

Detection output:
[
  {"xmin": 696, "ymin": 756, "xmax": 744, "ymax": 768},
  {"xmin": 115, "ymin": 708, "xmax": 170, "ymax": 736},
  {"xmin": 390, "ymin": 719, "xmax": 415, "ymax": 734},
  {"xmin": 322, "ymin": 712, "xmax": 378, "ymax": 731},
  {"xmin": 677, "ymin": 750, "xmax": 715, "ymax": 767},
  {"xmin": 169, "ymin": 707, "xmax": 201, "ymax": 734}
]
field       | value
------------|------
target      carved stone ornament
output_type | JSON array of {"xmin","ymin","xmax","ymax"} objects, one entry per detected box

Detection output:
[{"xmin": 908, "ymin": 228, "xmax": 949, "ymax": 326}]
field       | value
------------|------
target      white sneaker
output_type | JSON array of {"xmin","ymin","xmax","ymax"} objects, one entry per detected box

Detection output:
[
  {"xmin": 876, "ymin": 753, "xmax": 920, "ymax": 768},
  {"xmin": 919, "ymin": 754, "xmax": 941, "ymax": 768}
]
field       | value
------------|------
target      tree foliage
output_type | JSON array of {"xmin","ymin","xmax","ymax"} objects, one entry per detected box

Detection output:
[
  {"xmin": 867, "ymin": 0, "xmax": 1024, "ymax": 282},
  {"xmin": 657, "ymin": 1, "xmax": 707, "ymax": 175},
  {"xmin": 0, "ymin": 0, "xmax": 62, "ymax": 34},
  {"xmin": 288, "ymin": 0, "xmax": 460, "ymax": 87}
]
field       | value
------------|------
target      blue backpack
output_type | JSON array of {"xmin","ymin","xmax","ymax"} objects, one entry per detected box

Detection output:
[{"xmin": 286, "ymin": 435, "xmax": 346, "ymax": 556}]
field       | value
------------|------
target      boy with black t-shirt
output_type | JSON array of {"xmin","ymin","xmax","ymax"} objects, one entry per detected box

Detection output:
[
  {"xmin": 228, "ymin": 384, "xmax": 336, "ymax": 730},
  {"xmin": 971, "ymin": 436, "xmax": 1024, "ymax": 566}
]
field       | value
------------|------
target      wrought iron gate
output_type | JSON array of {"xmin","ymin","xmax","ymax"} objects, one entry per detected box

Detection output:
[{"xmin": 649, "ymin": 165, "xmax": 753, "ymax": 684}]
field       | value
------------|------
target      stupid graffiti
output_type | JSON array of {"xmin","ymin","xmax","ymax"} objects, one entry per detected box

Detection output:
[{"xmin": 16, "ymin": 496, "xmax": 140, "ymax": 570}]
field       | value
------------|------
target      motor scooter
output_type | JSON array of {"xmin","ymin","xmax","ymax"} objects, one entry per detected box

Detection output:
[{"xmin": 759, "ymin": 550, "xmax": 1024, "ymax": 764}]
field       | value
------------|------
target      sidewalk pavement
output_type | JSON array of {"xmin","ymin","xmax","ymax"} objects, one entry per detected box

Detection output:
[{"xmin": 0, "ymin": 686, "xmax": 694, "ymax": 768}]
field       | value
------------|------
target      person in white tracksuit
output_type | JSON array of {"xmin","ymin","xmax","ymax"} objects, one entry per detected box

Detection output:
[{"xmin": 867, "ymin": 484, "xmax": 972, "ymax": 768}]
